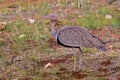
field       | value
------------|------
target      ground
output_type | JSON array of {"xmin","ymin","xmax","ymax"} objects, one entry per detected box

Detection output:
[{"xmin": 0, "ymin": 0, "xmax": 120, "ymax": 80}]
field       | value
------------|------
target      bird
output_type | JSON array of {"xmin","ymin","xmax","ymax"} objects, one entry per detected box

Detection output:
[{"xmin": 45, "ymin": 13, "xmax": 106, "ymax": 72}]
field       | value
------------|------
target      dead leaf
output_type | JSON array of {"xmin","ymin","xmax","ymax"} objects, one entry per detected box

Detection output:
[
  {"xmin": 101, "ymin": 60, "xmax": 111, "ymax": 66},
  {"xmin": 0, "ymin": 22, "xmax": 6, "ymax": 31},
  {"xmin": 72, "ymin": 72, "xmax": 87, "ymax": 79},
  {"xmin": 117, "ymin": 7, "xmax": 120, "ymax": 10},
  {"xmin": 78, "ymin": 15, "xmax": 83, "ymax": 18}
]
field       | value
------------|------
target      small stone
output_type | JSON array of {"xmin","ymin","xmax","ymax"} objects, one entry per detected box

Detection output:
[
  {"xmin": 45, "ymin": 63, "xmax": 53, "ymax": 69},
  {"xmin": 107, "ymin": 45, "xmax": 113, "ymax": 49},
  {"xmin": 105, "ymin": 14, "xmax": 112, "ymax": 19},
  {"xmin": 29, "ymin": 19, "xmax": 35, "ymax": 24},
  {"xmin": 19, "ymin": 34, "xmax": 25, "ymax": 38}
]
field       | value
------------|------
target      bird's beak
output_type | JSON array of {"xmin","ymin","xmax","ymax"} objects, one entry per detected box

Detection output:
[
  {"xmin": 44, "ymin": 14, "xmax": 58, "ymax": 22},
  {"xmin": 44, "ymin": 15, "xmax": 51, "ymax": 20},
  {"xmin": 44, "ymin": 15, "xmax": 48, "ymax": 19}
]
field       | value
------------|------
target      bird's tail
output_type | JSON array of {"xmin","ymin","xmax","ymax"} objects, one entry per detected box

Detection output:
[{"xmin": 97, "ymin": 46, "xmax": 107, "ymax": 52}]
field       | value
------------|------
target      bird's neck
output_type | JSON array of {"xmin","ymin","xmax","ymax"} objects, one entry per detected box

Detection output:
[{"xmin": 51, "ymin": 23, "xmax": 57, "ymax": 40}]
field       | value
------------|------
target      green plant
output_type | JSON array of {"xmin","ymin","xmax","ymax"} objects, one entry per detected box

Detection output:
[
  {"xmin": 80, "ymin": 12, "xmax": 99, "ymax": 29},
  {"xmin": 30, "ymin": 56, "xmax": 38, "ymax": 62},
  {"xmin": 0, "ymin": 38, "xmax": 3, "ymax": 46},
  {"xmin": 78, "ymin": 11, "xmax": 112, "ymax": 29},
  {"xmin": 112, "ymin": 16, "xmax": 120, "ymax": 29},
  {"xmin": 99, "ymin": 7, "xmax": 111, "ymax": 16},
  {"xmin": 37, "ymin": 1, "xmax": 51, "ymax": 15}
]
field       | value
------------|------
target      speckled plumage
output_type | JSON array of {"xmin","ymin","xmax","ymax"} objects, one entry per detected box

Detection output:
[{"xmin": 56, "ymin": 26, "xmax": 106, "ymax": 51}]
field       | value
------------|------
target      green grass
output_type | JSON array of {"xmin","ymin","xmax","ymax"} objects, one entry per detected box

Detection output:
[
  {"xmin": 0, "ymin": 0, "xmax": 6, "ymax": 3},
  {"xmin": 99, "ymin": 6, "xmax": 111, "ymax": 16},
  {"xmin": 112, "ymin": 16, "xmax": 120, "ymax": 29},
  {"xmin": 77, "ymin": 11, "xmax": 111, "ymax": 29}
]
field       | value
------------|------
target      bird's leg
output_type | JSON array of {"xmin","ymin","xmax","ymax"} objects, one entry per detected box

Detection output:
[
  {"xmin": 77, "ymin": 47, "xmax": 83, "ymax": 72},
  {"xmin": 73, "ymin": 52, "xmax": 77, "ymax": 72}
]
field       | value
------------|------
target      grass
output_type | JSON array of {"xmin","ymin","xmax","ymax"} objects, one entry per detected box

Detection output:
[
  {"xmin": 112, "ymin": 16, "xmax": 120, "ymax": 28},
  {"xmin": 0, "ymin": 0, "xmax": 6, "ymax": 3},
  {"xmin": 99, "ymin": 6, "xmax": 111, "ymax": 16}
]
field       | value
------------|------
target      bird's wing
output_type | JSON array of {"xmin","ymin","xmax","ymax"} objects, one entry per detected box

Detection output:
[{"xmin": 57, "ymin": 26, "xmax": 105, "ymax": 48}]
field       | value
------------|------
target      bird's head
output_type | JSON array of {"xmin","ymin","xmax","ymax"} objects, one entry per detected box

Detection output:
[{"xmin": 45, "ymin": 13, "xmax": 59, "ymax": 24}]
